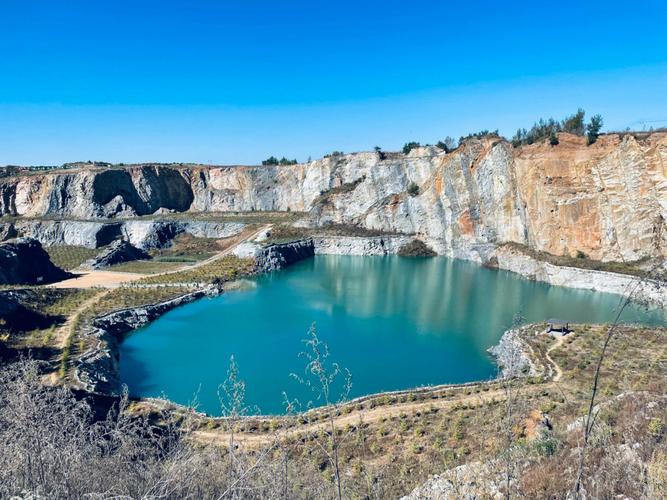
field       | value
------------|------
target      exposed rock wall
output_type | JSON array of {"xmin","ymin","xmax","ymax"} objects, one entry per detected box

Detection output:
[
  {"xmin": 75, "ymin": 286, "xmax": 221, "ymax": 395},
  {"xmin": 89, "ymin": 240, "xmax": 151, "ymax": 269},
  {"xmin": 312, "ymin": 235, "xmax": 414, "ymax": 255},
  {"xmin": 12, "ymin": 219, "xmax": 246, "ymax": 249},
  {"xmin": 234, "ymin": 239, "xmax": 315, "ymax": 272},
  {"xmin": 0, "ymin": 238, "xmax": 71, "ymax": 285},
  {"xmin": 2, "ymin": 133, "xmax": 666, "ymax": 262},
  {"xmin": 488, "ymin": 245, "xmax": 667, "ymax": 307}
]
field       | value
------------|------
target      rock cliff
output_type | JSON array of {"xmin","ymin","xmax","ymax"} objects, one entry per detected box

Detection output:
[
  {"xmin": 2, "ymin": 133, "xmax": 666, "ymax": 263},
  {"xmin": 75, "ymin": 286, "xmax": 221, "ymax": 395},
  {"xmin": 234, "ymin": 239, "xmax": 315, "ymax": 272},
  {"xmin": 89, "ymin": 240, "xmax": 151, "ymax": 269},
  {"xmin": 0, "ymin": 238, "xmax": 71, "ymax": 285},
  {"xmin": 12, "ymin": 219, "xmax": 246, "ymax": 249}
]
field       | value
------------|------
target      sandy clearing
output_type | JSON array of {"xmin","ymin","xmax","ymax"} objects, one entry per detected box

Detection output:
[
  {"xmin": 47, "ymin": 270, "xmax": 147, "ymax": 289},
  {"xmin": 45, "ymin": 224, "xmax": 272, "ymax": 290}
]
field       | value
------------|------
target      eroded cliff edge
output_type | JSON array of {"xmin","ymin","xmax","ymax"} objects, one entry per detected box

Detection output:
[{"xmin": 2, "ymin": 133, "xmax": 666, "ymax": 265}]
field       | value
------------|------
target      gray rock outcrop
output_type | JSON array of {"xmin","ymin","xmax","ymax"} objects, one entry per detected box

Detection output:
[
  {"xmin": 12, "ymin": 218, "xmax": 246, "ymax": 250},
  {"xmin": 488, "ymin": 327, "xmax": 537, "ymax": 378},
  {"xmin": 234, "ymin": 239, "xmax": 315, "ymax": 272},
  {"xmin": 0, "ymin": 238, "xmax": 71, "ymax": 285},
  {"xmin": 312, "ymin": 235, "xmax": 414, "ymax": 255},
  {"xmin": 75, "ymin": 286, "xmax": 221, "ymax": 395},
  {"xmin": 0, "ymin": 223, "xmax": 17, "ymax": 241},
  {"xmin": 89, "ymin": 240, "xmax": 151, "ymax": 269},
  {"xmin": 14, "ymin": 220, "xmax": 123, "ymax": 248}
]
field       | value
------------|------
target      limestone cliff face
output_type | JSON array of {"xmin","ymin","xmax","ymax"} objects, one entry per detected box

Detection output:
[{"xmin": 2, "ymin": 133, "xmax": 666, "ymax": 262}]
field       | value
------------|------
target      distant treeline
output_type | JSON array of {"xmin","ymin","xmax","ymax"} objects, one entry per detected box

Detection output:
[
  {"xmin": 262, "ymin": 156, "xmax": 298, "ymax": 166},
  {"xmin": 511, "ymin": 109, "xmax": 603, "ymax": 147}
]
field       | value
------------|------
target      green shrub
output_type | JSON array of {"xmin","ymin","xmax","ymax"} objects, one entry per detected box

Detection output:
[
  {"xmin": 459, "ymin": 130, "xmax": 498, "ymax": 145},
  {"xmin": 562, "ymin": 109, "xmax": 586, "ymax": 135},
  {"xmin": 648, "ymin": 418, "xmax": 664, "ymax": 437},
  {"xmin": 511, "ymin": 109, "xmax": 602, "ymax": 147},
  {"xmin": 535, "ymin": 437, "xmax": 559, "ymax": 457},
  {"xmin": 402, "ymin": 142, "xmax": 420, "ymax": 154},
  {"xmin": 586, "ymin": 114, "xmax": 604, "ymax": 145},
  {"xmin": 436, "ymin": 136, "xmax": 456, "ymax": 153},
  {"xmin": 397, "ymin": 240, "xmax": 436, "ymax": 257},
  {"xmin": 262, "ymin": 156, "xmax": 279, "ymax": 166},
  {"xmin": 407, "ymin": 182, "xmax": 420, "ymax": 197}
]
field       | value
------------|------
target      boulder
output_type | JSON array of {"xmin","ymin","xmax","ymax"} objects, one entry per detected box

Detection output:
[
  {"xmin": 0, "ymin": 238, "xmax": 71, "ymax": 285},
  {"xmin": 0, "ymin": 222, "xmax": 17, "ymax": 241},
  {"xmin": 90, "ymin": 240, "xmax": 151, "ymax": 269}
]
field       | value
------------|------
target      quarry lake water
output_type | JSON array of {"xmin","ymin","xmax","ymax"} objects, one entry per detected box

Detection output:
[{"xmin": 119, "ymin": 255, "xmax": 666, "ymax": 415}]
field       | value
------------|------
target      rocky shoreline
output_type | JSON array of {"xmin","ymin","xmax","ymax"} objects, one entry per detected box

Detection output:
[
  {"xmin": 488, "ymin": 245, "xmax": 667, "ymax": 307},
  {"xmin": 74, "ymin": 285, "xmax": 222, "ymax": 395}
]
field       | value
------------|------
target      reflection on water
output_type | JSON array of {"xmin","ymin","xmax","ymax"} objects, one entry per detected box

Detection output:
[{"xmin": 120, "ymin": 255, "xmax": 666, "ymax": 415}]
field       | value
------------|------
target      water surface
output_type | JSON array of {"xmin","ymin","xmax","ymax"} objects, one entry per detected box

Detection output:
[{"xmin": 120, "ymin": 255, "xmax": 665, "ymax": 415}]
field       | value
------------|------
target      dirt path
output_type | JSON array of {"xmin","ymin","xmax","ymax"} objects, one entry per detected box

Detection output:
[
  {"xmin": 193, "ymin": 332, "xmax": 573, "ymax": 448},
  {"xmin": 47, "ymin": 224, "xmax": 272, "ymax": 290},
  {"xmin": 545, "ymin": 335, "xmax": 567, "ymax": 382},
  {"xmin": 191, "ymin": 380, "xmax": 564, "ymax": 448},
  {"xmin": 53, "ymin": 289, "xmax": 110, "ymax": 349},
  {"xmin": 42, "ymin": 289, "xmax": 112, "ymax": 386},
  {"xmin": 156, "ymin": 223, "xmax": 271, "ymax": 276}
]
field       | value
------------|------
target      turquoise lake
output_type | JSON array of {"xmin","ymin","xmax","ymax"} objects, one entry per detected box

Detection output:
[{"xmin": 119, "ymin": 255, "xmax": 666, "ymax": 415}]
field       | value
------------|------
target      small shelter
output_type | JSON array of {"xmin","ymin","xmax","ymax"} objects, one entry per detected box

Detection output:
[{"xmin": 546, "ymin": 318, "xmax": 570, "ymax": 335}]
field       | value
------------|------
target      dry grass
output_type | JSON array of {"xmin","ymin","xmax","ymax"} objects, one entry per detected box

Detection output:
[
  {"xmin": 0, "ymin": 288, "xmax": 99, "ymax": 350},
  {"xmin": 45, "ymin": 245, "xmax": 99, "ymax": 270},
  {"xmin": 137, "ymin": 255, "xmax": 256, "ymax": 286},
  {"xmin": 107, "ymin": 260, "xmax": 185, "ymax": 274}
]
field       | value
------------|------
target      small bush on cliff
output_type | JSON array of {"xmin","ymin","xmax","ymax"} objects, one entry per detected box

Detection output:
[
  {"xmin": 562, "ymin": 108, "xmax": 586, "ymax": 135},
  {"xmin": 262, "ymin": 156, "xmax": 279, "ymax": 166},
  {"xmin": 407, "ymin": 182, "xmax": 420, "ymax": 197},
  {"xmin": 586, "ymin": 114, "xmax": 604, "ymax": 145},
  {"xmin": 436, "ymin": 136, "xmax": 456, "ymax": 153},
  {"xmin": 511, "ymin": 109, "xmax": 604, "ymax": 147},
  {"xmin": 263, "ymin": 156, "xmax": 297, "ymax": 166},
  {"xmin": 458, "ymin": 130, "xmax": 499, "ymax": 146},
  {"xmin": 397, "ymin": 240, "xmax": 436, "ymax": 257},
  {"xmin": 402, "ymin": 142, "xmax": 421, "ymax": 154}
]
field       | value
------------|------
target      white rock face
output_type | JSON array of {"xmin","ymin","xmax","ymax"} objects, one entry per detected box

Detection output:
[
  {"xmin": 13, "ymin": 219, "xmax": 246, "ymax": 249},
  {"xmin": 312, "ymin": 235, "xmax": 414, "ymax": 255},
  {"xmin": 3, "ymin": 133, "xmax": 667, "ymax": 263},
  {"xmin": 14, "ymin": 220, "xmax": 122, "ymax": 248},
  {"xmin": 492, "ymin": 245, "xmax": 667, "ymax": 307}
]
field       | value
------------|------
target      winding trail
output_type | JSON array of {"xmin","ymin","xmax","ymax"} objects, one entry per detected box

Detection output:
[
  {"xmin": 158, "ymin": 223, "xmax": 271, "ymax": 275},
  {"xmin": 192, "ymin": 332, "xmax": 573, "ymax": 448},
  {"xmin": 42, "ymin": 289, "xmax": 111, "ymax": 385},
  {"xmin": 545, "ymin": 334, "xmax": 567, "ymax": 382},
  {"xmin": 53, "ymin": 290, "xmax": 110, "ymax": 350},
  {"xmin": 47, "ymin": 224, "xmax": 272, "ymax": 290}
]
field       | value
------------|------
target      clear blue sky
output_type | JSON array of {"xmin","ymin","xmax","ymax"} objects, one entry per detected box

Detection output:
[{"xmin": 1, "ymin": 0, "xmax": 667, "ymax": 165}]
